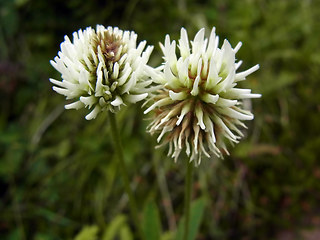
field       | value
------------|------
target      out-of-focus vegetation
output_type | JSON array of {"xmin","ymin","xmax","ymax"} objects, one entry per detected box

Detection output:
[{"xmin": 1, "ymin": 0, "xmax": 320, "ymax": 239}]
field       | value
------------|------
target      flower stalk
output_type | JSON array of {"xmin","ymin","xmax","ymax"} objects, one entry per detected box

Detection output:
[
  {"xmin": 183, "ymin": 160, "xmax": 194, "ymax": 240},
  {"xmin": 108, "ymin": 111, "xmax": 145, "ymax": 240}
]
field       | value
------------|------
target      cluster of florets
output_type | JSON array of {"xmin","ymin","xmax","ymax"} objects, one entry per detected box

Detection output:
[
  {"xmin": 51, "ymin": 25, "xmax": 260, "ymax": 164},
  {"xmin": 50, "ymin": 25, "xmax": 153, "ymax": 120},
  {"xmin": 144, "ymin": 28, "xmax": 260, "ymax": 164}
]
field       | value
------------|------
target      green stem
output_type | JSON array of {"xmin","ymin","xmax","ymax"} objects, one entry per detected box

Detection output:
[
  {"xmin": 108, "ymin": 112, "xmax": 145, "ymax": 240},
  {"xmin": 183, "ymin": 160, "xmax": 194, "ymax": 240}
]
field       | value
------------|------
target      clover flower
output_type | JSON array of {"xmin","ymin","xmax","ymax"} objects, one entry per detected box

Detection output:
[
  {"xmin": 145, "ymin": 27, "xmax": 261, "ymax": 165},
  {"xmin": 50, "ymin": 25, "xmax": 154, "ymax": 120}
]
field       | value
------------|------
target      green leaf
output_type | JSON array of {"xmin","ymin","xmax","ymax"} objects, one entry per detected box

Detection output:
[
  {"xmin": 175, "ymin": 198, "xmax": 206, "ymax": 240},
  {"xmin": 74, "ymin": 225, "xmax": 99, "ymax": 240},
  {"xmin": 143, "ymin": 201, "xmax": 162, "ymax": 240},
  {"xmin": 119, "ymin": 225, "xmax": 134, "ymax": 240},
  {"xmin": 161, "ymin": 231, "xmax": 175, "ymax": 240},
  {"xmin": 102, "ymin": 215, "xmax": 132, "ymax": 240}
]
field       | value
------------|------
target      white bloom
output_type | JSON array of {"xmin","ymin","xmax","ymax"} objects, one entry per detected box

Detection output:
[
  {"xmin": 50, "ymin": 25, "xmax": 154, "ymax": 120},
  {"xmin": 145, "ymin": 27, "xmax": 261, "ymax": 165}
]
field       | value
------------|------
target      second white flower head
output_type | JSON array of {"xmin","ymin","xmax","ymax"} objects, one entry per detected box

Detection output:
[{"xmin": 145, "ymin": 27, "xmax": 261, "ymax": 165}]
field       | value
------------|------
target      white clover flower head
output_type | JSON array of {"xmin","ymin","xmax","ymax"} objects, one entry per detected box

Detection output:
[
  {"xmin": 145, "ymin": 27, "xmax": 261, "ymax": 165},
  {"xmin": 50, "ymin": 25, "xmax": 154, "ymax": 120}
]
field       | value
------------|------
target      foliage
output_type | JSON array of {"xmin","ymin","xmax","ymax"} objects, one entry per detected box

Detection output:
[{"xmin": 1, "ymin": 0, "xmax": 320, "ymax": 239}]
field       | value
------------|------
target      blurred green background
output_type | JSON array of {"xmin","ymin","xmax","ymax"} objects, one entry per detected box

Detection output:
[{"xmin": 1, "ymin": 0, "xmax": 320, "ymax": 239}]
